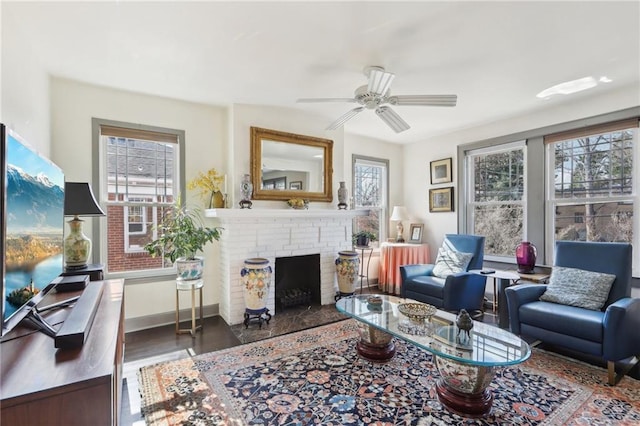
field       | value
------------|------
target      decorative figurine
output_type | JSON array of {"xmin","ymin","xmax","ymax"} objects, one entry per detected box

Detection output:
[{"xmin": 456, "ymin": 309, "xmax": 474, "ymax": 343}]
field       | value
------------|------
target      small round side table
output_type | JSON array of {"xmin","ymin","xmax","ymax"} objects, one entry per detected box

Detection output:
[
  {"xmin": 355, "ymin": 245, "xmax": 374, "ymax": 294},
  {"xmin": 175, "ymin": 278, "xmax": 204, "ymax": 337}
]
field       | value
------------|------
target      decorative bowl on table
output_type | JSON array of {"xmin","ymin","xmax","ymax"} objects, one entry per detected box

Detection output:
[{"xmin": 398, "ymin": 302, "xmax": 437, "ymax": 324}]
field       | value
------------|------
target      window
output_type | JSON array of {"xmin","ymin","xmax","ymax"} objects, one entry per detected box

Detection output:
[
  {"xmin": 465, "ymin": 141, "xmax": 526, "ymax": 258},
  {"xmin": 93, "ymin": 119, "xmax": 185, "ymax": 276},
  {"xmin": 352, "ymin": 155, "xmax": 389, "ymax": 243},
  {"xmin": 546, "ymin": 122, "xmax": 637, "ymax": 257},
  {"xmin": 459, "ymin": 109, "xmax": 639, "ymax": 274}
]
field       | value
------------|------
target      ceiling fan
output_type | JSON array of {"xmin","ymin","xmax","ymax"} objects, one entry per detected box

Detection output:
[{"xmin": 297, "ymin": 66, "xmax": 457, "ymax": 133}]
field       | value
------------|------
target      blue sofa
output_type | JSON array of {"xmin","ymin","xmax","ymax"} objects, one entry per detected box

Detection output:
[
  {"xmin": 400, "ymin": 234, "xmax": 487, "ymax": 314},
  {"xmin": 506, "ymin": 241, "xmax": 640, "ymax": 385}
]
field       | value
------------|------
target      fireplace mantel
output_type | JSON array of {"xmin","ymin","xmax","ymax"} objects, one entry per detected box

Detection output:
[
  {"xmin": 203, "ymin": 208, "xmax": 369, "ymax": 325},
  {"xmin": 205, "ymin": 208, "xmax": 369, "ymax": 219}
]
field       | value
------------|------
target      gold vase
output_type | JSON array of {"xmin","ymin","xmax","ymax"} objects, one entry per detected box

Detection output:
[{"xmin": 208, "ymin": 191, "xmax": 225, "ymax": 208}]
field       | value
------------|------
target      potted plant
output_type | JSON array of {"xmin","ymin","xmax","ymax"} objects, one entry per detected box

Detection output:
[
  {"xmin": 144, "ymin": 200, "xmax": 223, "ymax": 280},
  {"xmin": 352, "ymin": 231, "xmax": 378, "ymax": 247}
]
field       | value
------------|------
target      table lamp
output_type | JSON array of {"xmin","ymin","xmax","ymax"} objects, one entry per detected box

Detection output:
[
  {"xmin": 390, "ymin": 206, "xmax": 408, "ymax": 243},
  {"xmin": 63, "ymin": 182, "xmax": 106, "ymax": 269}
]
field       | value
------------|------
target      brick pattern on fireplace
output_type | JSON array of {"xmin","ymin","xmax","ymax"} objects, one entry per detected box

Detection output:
[{"xmin": 208, "ymin": 210, "xmax": 362, "ymax": 325}]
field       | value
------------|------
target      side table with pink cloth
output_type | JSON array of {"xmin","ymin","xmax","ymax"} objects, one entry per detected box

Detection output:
[{"xmin": 378, "ymin": 242, "xmax": 430, "ymax": 295}]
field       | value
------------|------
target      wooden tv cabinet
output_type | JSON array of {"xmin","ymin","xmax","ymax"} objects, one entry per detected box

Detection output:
[{"xmin": 1, "ymin": 279, "xmax": 125, "ymax": 426}]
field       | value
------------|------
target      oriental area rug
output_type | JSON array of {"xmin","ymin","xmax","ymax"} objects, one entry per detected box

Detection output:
[{"xmin": 138, "ymin": 320, "xmax": 640, "ymax": 425}]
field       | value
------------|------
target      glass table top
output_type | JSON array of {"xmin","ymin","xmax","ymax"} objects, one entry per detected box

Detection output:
[{"xmin": 336, "ymin": 295, "xmax": 530, "ymax": 367}]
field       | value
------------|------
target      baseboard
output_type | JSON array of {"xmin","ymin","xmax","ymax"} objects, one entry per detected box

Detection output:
[{"xmin": 125, "ymin": 303, "xmax": 219, "ymax": 333}]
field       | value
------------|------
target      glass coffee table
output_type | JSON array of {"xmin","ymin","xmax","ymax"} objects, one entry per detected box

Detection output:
[{"xmin": 336, "ymin": 294, "xmax": 531, "ymax": 417}]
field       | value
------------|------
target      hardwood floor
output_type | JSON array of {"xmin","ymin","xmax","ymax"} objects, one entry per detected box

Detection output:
[{"xmin": 124, "ymin": 315, "xmax": 241, "ymax": 364}]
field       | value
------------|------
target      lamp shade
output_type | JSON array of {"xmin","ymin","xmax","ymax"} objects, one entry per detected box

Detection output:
[
  {"xmin": 64, "ymin": 182, "xmax": 105, "ymax": 217},
  {"xmin": 389, "ymin": 206, "xmax": 408, "ymax": 221}
]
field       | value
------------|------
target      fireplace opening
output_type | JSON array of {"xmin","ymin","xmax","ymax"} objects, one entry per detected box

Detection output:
[{"xmin": 275, "ymin": 254, "xmax": 321, "ymax": 312}]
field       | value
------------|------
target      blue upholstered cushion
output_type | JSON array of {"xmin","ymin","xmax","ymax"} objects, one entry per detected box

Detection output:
[
  {"xmin": 539, "ymin": 266, "xmax": 615, "ymax": 311},
  {"xmin": 432, "ymin": 248, "xmax": 473, "ymax": 278}
]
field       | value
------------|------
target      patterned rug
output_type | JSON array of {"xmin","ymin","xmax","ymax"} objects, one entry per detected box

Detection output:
[{"xmin": 138, "ymin": 320, "xmax": 640, "ymax": 425}]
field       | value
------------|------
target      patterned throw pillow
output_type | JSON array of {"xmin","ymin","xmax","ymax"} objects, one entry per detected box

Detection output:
[
  {"xmin": 432, "ymin": 248, "xmax": 474, "ymax": 278},
  {"xmin": 539, "ymin": 266, "xmax": 616, "ymax": 311}
]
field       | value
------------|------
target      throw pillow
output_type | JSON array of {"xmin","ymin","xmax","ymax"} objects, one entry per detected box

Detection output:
[
  {"xmin": 432, "ymin": 248, "xmax": 474, "ymax": 278},
  {"xmin": 539, "ymin": 266, "xmax": 616, "ymax": 311}
]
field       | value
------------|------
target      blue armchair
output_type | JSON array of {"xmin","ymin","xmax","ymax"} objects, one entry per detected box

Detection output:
[
  {"xmin": 400, "ymin": 234, "xmax": 487, "ymax": 314},
  {"xmin": 506, "ymin": 241, "xmax": 640, "ymax": 385}
]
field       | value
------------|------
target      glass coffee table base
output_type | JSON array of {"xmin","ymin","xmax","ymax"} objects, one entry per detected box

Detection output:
[
  {"xmin": 435, "ymin": 356, "xmax": 497, "ymax": 417},
  {"xmin": 356, "ymin": 323, "xmax": 396, "ymax": 362}
]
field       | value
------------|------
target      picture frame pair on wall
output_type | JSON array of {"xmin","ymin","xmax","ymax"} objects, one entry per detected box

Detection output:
[{"xmin": 429, "ymin": 157, "xmax": 454, "ymax": 212}]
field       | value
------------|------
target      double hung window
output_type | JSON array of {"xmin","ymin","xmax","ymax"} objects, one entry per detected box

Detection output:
[
  {"xmin": 352, "ymin": 155, "xmax": 389, "ymax": 243},
  {"xmin": 546, "ymin": 120, "xmax": 637, "ymax": 269},
  {"xmin": 465, "ymin": 141, "xmax": 526, "ymax": 259},
  {"xmin": 94, "ymin": 119, "xmax": 184, "ymax": 276}
]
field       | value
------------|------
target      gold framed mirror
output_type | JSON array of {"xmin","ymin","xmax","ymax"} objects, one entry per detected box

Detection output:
[{"xmin": 250, "ymin": 127, "xmax": 333, "ymax": 202}]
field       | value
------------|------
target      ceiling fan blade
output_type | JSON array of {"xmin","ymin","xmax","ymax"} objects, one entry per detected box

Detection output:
[
  {"xmin": 375, "ymin": 106, "xmax": 410, "ymax": 133},
  {"xmin": 367, "ymin": 67, "xmax": 395, "ymax": 96},
  {"xmin": 296, "ymin": 97, "xmax": 357, "ymax": 103},
  {"xmin": 326, "ymin": 107, "xmax": 364, "ymax": 130},
  {"xmin": 388, "ymin": 94, "xmax": 457, "ymax": 107}
]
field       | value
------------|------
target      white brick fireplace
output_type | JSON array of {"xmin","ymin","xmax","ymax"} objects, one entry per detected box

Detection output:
[{"xmin": 204, "ymin": 208, "xmax": 367, "ymax": 325}]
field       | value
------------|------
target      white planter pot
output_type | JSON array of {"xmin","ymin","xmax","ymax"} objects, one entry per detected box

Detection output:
[{"xmin": 176, "ymin": 256, "xmax": 204, "ymax": 280}]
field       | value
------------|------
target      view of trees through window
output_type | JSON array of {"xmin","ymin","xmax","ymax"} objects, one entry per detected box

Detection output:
[
  {"xmin": 353, "ymin": 156, "xmax": 388, "ymax": 243},
  {"xmin": 468, "ymin": 146, "xmax": 525, "ymax": 257},
  {"xmin": 551, "ymin": 129, "xmax": 634, "ymax": 244}
]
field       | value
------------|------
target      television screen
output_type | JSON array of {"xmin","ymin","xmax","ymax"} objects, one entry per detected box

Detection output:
[{"xmin": 1, "ymin": 124, "xmax": 65, "ymax": 336}]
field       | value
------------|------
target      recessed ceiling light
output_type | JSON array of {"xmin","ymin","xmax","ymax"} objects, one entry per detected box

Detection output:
[
  {"xmin": 536, "ymin": 76, "xmax": 603, "ymax": 99},
  {"xmin": 599, "ymin": 76, "xmax": 612, "ymax": 83}
]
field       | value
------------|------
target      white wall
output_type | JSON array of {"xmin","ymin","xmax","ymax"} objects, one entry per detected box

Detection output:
[
  {"xmin": 50, "ymin": 77, "xmax": 229, "ymax": 321},
  {"xmin": 404, "ymin": 84, "xmax": 640, "ymax": 259},
  {"xmin": 0, "ymin": 5, "xmax": 51, "ymax": 156}
]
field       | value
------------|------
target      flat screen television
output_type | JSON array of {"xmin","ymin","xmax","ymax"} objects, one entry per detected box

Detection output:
[{"xmin": 1, "ymin": 123, "xmax": 65, "ymax": 338}]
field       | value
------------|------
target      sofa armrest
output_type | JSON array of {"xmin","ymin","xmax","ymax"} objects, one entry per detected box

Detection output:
[
  {"xmin": 603, "ymin": 297, "xmax": 640, "ymax": 361},
  {"xmin": 505, "ymin": 284, "xmax": 547, "ymax": 335},
  {"xmin": 400, "ymin": 264, "xmax": 435, "ymax": 281}
]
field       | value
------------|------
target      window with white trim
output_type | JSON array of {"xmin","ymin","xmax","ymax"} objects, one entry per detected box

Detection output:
[
  {"xmin": 352, "ymin": 155, "xmax": 389, "ymax": 244},
  {"xmin": 545, "ymin": 120, "xmax": 638, "ymax": 272},
  {"xmin": 465, "ymin": 141, "xmax": 526, "ymax": 258},
  {"xmin": 94, "ymin": 120, "xmax": 184, "ymax": 275}
]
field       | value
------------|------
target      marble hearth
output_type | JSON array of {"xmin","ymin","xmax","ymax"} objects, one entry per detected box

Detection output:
[{"xmin": 205, "ymin": 208, "xmax": 367, "ymax": 325}]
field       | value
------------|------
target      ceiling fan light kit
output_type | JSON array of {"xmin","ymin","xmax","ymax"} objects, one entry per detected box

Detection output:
[{"xmin": 297, "ymin": 66, "xmax": 458, "ymax": 133}]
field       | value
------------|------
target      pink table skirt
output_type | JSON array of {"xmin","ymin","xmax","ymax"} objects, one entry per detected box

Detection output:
[{"xmin": 378, "ymin": 243, "xmax": 430, "ymax": 295}]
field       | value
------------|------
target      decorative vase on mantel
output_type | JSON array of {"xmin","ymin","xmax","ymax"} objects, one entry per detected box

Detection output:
[
  {"xmin": 208, "ymin": 191, "xmax": 225, "ymax": 209},
  {"xmin": 337, "ymin": 181, "xmax": 348, "ymax": 210},
  {"xmin": 239, "ymin": 174, "xmax": 253, "ymax": 209}
]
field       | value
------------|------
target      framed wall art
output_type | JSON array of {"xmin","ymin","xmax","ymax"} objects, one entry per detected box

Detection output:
[
  {"xmin": 290, "ymin": 181, "xmax": 302, "ymax": 190},
  {"xmin": 409, "ymin": 223, "xmax": 424, "ymax": 243},
  {"xmin": 429, "ymin": 187, "xmax": 454, "ymax": 212},
  {"xmin": 430, "ymin": 157, "xmax": 452, "ymax": 184}
]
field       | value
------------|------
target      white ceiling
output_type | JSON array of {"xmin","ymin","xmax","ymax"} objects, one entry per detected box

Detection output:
[{"xmin": 3, "ymin": 1, "xmax": 640, "ymax": 144}]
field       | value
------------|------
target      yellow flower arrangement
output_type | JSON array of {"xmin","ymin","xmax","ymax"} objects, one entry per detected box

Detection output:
[{"xmin": 188, "ymin": 168, "xmax": 226, "ymax": 208}]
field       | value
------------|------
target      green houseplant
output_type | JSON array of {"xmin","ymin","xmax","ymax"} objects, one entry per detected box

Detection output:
[
  {"xmin": 352, "ymin": 231, "xmax": 378, "ymax": 247},
  {"xmin": 144, "ymin": 201, "xmax": 222, "ymax": 280}
]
